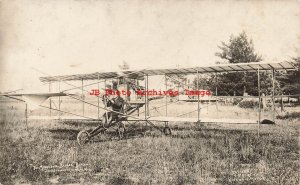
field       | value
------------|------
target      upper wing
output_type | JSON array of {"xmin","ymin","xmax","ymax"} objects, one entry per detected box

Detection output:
[{"xmin": 39, "ymin": 61, "xmax": 297, "ymax": 82}]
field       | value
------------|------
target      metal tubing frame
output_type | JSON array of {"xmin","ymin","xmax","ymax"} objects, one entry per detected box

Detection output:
[
  {"xmin": 104, "ymin": 79, "xmax": 108, "ymax": 122},
  {"xmin": 81, "ymin": 79, "xmax": 84, "ymax": 116},
  {"xmin": 177, "ymin": 75, "xmax": 180, "ymax": 101},
  {"xmin": 165, "ymin": 75, "xmax": 168, "ymax": 117},
  {"xmin": 197, "ymin": 69, "xmax": 200, "ymax": 121},
  {"xmin": 272, "ymin": 69, "xmax": 275, "ymax": 122},
  {"xmin": 146, "ymin": 75, "xmax": 149, "ymax": 116},
  {"xmin": 258, "ymin": 68, "xmax": 261, "ymax": 125},
  {"xmin": 25, "ymin": 103, "xmax": 28, "ymax": 130},
  {"xmin": 144, "ymin": 75, "xmax": 147, "ymax": 119},
  {"xmin": 281, "ymin": 93, "xmax": 284, "ymax": 112},
  {"xmin": 39, "ymin": 65, "xmax": 283, "ymax": 131},
  {"xmin": 58, "ymin": 81, "xmax": 61, "ymax": 119},
  {"xmin": 215, "ymin": 74, "xmax": 218, "ymax": 111},
  {"xmin": 137, "ymin": 79, "xmax": 140, "ymax": 117},
  {"xmin": 97, "ymin": 73, "xmax": 100, "ymax": 119},
  {"xmin": 49, "ymin": 81, "xmax": 52, "ymax": 116}
]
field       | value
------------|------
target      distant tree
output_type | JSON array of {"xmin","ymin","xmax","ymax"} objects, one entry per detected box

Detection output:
[
  {"xmin": 167, "ymin": 74, "xmax": 188, "ymax": 95},
  {"xmin": 277, "ymin": 57, "xmax": 300, "ymax": 95},
  {"xmin": 166, "ymin": 64, "xmax": 188, "ymax": 94},
  {"xmin": 192, "ymin": 74, "xmax": 213, "ymax": 91},
  {"xmin": 215, "ymin": 31, "xmax": 262, "ymax": 63},
  {"xmin": 194, "ymin": 33, "xmax": 298, "ymax": 98},
  {"xmin": 211, "ymin": 31, "xmax": 263, "ymax": 96}
]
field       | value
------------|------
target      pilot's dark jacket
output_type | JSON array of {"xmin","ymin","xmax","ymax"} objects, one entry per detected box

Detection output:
[{"xmin": 105, "ymin": 96, "xmax": 124, "ymax": 112}]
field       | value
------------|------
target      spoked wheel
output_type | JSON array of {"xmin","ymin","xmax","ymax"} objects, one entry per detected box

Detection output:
[
  {"xmin": 163, "ymin": 127, "xmax": 172, "ymax": 136},
  {"xmin": 77, "ymin": 130, "xmax": 90, "ymax": 145}
]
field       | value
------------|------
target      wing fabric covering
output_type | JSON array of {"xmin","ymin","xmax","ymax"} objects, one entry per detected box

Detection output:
[
  {"xmin": 0, "ymin": 92, "xmax": 68, "ymax": 111},
  {"xmin": 22, "ymin": 95, "xmax": 49, "ymax": 110}
]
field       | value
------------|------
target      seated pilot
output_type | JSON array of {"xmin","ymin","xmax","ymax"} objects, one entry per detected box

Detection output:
[{"xmin": 102, "ymin": 82, "xmax": 125, "ymax": 124}]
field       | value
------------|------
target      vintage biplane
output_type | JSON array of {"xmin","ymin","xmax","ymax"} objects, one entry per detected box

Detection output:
[{"xmin": 1, "ymin": 61, "xmax": 298, "ymax": 145}]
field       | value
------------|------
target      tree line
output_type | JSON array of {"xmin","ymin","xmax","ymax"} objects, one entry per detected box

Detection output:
[{"xmin": 192, "ymin": 31, "xmax": 299, "ymax": 96}]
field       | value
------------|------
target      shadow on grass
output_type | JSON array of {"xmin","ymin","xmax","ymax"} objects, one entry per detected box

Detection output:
[
  {"xmin": 48, "ymin": 128, "xmax": 81, "ymax": 140},
  {"xmin": 47, "ymin": 127, "xmax": 147, "ymax": 143}
]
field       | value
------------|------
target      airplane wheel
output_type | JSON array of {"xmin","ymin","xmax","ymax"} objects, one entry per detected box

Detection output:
[
  {"xmin": 77, "ymin": 130, "xmax": 90, "ymax": 145},
  {"xmin": 163, "ymin": 127, "xmax": 172, "ymax": 136}
]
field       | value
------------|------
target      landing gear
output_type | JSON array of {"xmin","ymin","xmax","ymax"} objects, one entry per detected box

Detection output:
[
  {"xmin": 77, "ymin": 123, "xmax": 124, "ymax": 145},
  {"xmin": 76, "ymin": 114, "xmax": 126, "ymax": 145},
  {"xmin": 163, "ymin": 121, "xmax": 172, "ymax": 135},
  {"xmin": 77, "ymin": 130, "xmax": 90, "ymax": 145},
  {"xmin": 116, "ymin": 122, "xmax": 126, "ymax": 139},
  {"xmin": 163, "ymin": 126, "xmax": 172, "ymax": 135}
]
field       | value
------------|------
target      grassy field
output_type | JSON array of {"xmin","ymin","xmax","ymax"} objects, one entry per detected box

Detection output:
[{"xmin": 0, "ymin": 98, "xmax": 299, "ymax": 184}]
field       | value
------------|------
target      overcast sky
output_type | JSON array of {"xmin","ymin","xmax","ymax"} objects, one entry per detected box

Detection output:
[{"xmin": 0, "ymin": 0, "xmax": 299, "ymax": 92}]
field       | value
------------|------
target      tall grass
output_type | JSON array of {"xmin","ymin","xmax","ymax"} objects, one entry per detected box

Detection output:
[{"xmin": 0, "ymin": 100, "xmax": 299, "ymax": 184}]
